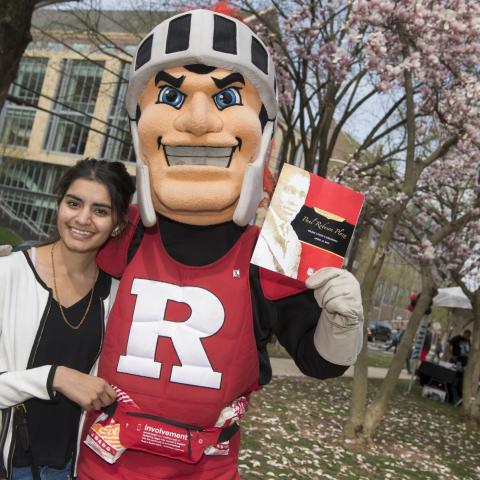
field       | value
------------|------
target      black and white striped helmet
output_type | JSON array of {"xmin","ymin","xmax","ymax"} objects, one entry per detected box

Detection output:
[{"xmin": 127, "ymin": 9, "xmax": 278, "ymax": 227}]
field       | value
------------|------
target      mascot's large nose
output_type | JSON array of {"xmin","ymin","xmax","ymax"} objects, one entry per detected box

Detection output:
[{"xmin": 174, "ymin": 92, "xmax": 223, "ymax": 136}]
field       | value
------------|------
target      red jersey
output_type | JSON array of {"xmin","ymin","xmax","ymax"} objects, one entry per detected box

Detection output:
[{"xmin": 77, "ymin": 223, "xmax": 260, "ymax": 480}]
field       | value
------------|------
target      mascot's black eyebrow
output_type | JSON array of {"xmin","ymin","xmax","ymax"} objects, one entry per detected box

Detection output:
[
  {"xmin": 212, "ymin": 72, "xmax": 245, "ymax": 89},
  {"xmin": 155, "ymin": 71, "xmax": 186, "ymax": 88}
]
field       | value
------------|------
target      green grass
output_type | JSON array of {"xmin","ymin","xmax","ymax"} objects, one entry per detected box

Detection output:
[
  {"xmin": 367, "ymin": 347, "xmax": 394, "ymax": 368},
  {"xmin": 268, "ymin": 340, "xmax": 396, "ymax": 369},
  {"xmin": 239, "ymin": 376, "xmax": 480, "ymax": 479},
  {"xmin": 0, "ymin": 226, "xmax": 22, "ymax": 245}
]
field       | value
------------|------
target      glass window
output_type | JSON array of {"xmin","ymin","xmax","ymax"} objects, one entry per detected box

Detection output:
[
  {"xmin": 102, "ymin": 62, "xmax": 134, "ymax": 162},
  {"xmin": 0, "ymin": 157, "xmax": 66, "ymax": 238},
  {"xmin": 0, "ymin": 109, "xmax": 36, "ymax": 148},
  {"xmin": 9, "ymin": 56, "xmax": 48, "ymax": 104},
  {"xmin": 44, "ymin": 59, "xmax": 104, "ymax": 155},
  {"xmin": 0, "ymin": 57, "xmax": 48, "ymax": 148}
]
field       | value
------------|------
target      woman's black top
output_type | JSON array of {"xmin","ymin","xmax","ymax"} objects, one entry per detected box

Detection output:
[{"xmin": 13, "ymin": 270, "xmax": 110, "ymax": 468}]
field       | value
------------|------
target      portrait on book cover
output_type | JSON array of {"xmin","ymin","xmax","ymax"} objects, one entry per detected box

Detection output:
[{"xmin": 252, "ymin": 165, "xmax": 310, "ymax": 278}]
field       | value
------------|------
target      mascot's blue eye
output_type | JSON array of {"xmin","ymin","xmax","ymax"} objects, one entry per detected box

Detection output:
[
  {"xmin": 158, "ymin": 87, "xmax": 185, "ymax": 109},
  {"xmin": 213, "ymin": 88, "xmax": 242, "ymax": 111}
]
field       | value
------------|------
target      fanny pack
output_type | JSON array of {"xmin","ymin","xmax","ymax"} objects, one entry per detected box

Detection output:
[{"xmin": 85, "ymin": 387, "xmax": 247, "ymax": 465}]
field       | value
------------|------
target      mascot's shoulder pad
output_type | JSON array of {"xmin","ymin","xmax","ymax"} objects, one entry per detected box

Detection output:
[
  {"xmin": 259, "ymin": 267, "xmax": 307, "ymax": 301},
  {"xmin": 97, "ymin": 205, "xmax": 142, "ymax": 277}
]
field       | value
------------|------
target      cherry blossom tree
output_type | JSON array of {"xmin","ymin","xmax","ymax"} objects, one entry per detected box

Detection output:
[
  {"xmin": 410, "ymin": 149, "xmax": 480, "ymax": 424},
  {"xmin": 354, "ymin": 140, "xmax": 480, "ymax": 439},
  {"xmin": 327, "ymin": 0, "xmax": 480, "ymax": 442}
]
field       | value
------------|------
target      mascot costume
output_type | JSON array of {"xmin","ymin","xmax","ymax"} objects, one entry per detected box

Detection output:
[{"xmin": 75, "ymin": 7, "xmax": 364, "ymax": 480}]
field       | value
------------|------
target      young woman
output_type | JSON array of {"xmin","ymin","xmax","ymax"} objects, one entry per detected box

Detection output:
[{"xmin": 0, "ymin": 159, "xmax": 135, "ymax": 480}]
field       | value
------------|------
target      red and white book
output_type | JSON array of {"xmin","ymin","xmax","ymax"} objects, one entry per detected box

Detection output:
[{"xmin": 251, "ymin": 164, "xmax": 365, "ymax": 282}]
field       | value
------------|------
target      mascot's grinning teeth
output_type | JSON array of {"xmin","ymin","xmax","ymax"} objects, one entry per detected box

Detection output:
[{"xmin": 163, "ymin": 145, "xmax": 235, "ymax": 167}]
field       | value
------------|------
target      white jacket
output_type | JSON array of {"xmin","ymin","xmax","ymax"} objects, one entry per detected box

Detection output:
[{"xmin": 0, "ymin": 251, "xmax": 118, "ymax": 478}]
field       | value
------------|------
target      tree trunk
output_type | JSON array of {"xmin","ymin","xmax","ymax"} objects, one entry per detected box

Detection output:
[
  {"xmin": 0, "ymin": 0, "xmax": 38, "ymax": 112},
  {"xmin": 278, "ymin": 121, "xmax": 295, "ymax": 162},
  {"xmin": 362, "ymin": 266, "xmax": 436, "ymax": 439},
  {"xmin": 471, "ymin": 380, "xmax": 480, "ymax": 426},
  {"xmin": 315, "ymin": 86, "xmax": 336, "ymax": 178},
  {"xmin": 344, "ymin": 204, "xmax": 407, "ymax": 440},
  {"xmin": 303, "ymin": 144, "xmax": 316, "ymax": 174},
  {"xmin": 462, "ymin": 292, "xmax": 480, "ymax": 420},
  {"xmin": 343, "ymin": 327, "xmax": 369, "ymax": 440}
]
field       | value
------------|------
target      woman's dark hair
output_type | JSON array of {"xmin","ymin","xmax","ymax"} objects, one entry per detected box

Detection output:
[{"xmin": 55, "ymin": 159, "xmax": 135, "ymax": 229}]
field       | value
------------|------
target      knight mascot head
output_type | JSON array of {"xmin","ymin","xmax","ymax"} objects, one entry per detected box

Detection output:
[{"xmin": 126, "ymin": 8, "xmax": 277, "ymax": 226}]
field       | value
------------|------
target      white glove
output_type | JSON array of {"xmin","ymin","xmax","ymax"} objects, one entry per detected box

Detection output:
[
  {"xmin": 0, "ymin": 245, "xmax": 13, "ymax": 256},
  {"xmin": 305, "ymin": 267, "xmax": 363, "ymax": 366}
]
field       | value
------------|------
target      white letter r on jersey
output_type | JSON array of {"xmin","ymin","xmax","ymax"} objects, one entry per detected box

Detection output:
[{"xmin": 117, "ymin": 279, "xmax": 224, "ymax": 389}]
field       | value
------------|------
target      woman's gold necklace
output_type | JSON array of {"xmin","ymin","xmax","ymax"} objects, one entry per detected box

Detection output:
[{"xmin": 50, "ymin": 242, "xmax": 98, "ymax": 330}]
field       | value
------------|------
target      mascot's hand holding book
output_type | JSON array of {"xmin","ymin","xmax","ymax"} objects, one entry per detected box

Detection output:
[{"xmin": 252, "ymin": 164, "xmax": 365, "ymax": 282}]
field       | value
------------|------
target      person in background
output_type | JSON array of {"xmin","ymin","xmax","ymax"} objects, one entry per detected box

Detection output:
[
  {"xmin": 448, "ymin": 329, "xmax": 471, "ymax": 367},
  {"xmin": 434, "ymin": 336, "xmax": 443, "ymax": 362},
  {"xmin": 446, "ymin": 329, "xmax": 471, "ymax": 407},
  {"xmin": 0, "ymin": 159, "xmax": 135, "ymax": 480},
  {"xmin": 385, "ymin": 330, "xmax": 400, "ymax": 353},
  {"xmin": 420, "ymin": 326, "xmax": 432, "ymax": 362}
]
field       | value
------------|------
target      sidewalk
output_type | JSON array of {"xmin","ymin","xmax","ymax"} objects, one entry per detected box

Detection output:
[{"xmin": 271, "ymin": 357, "xmax": 412, "ymax": 381}]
